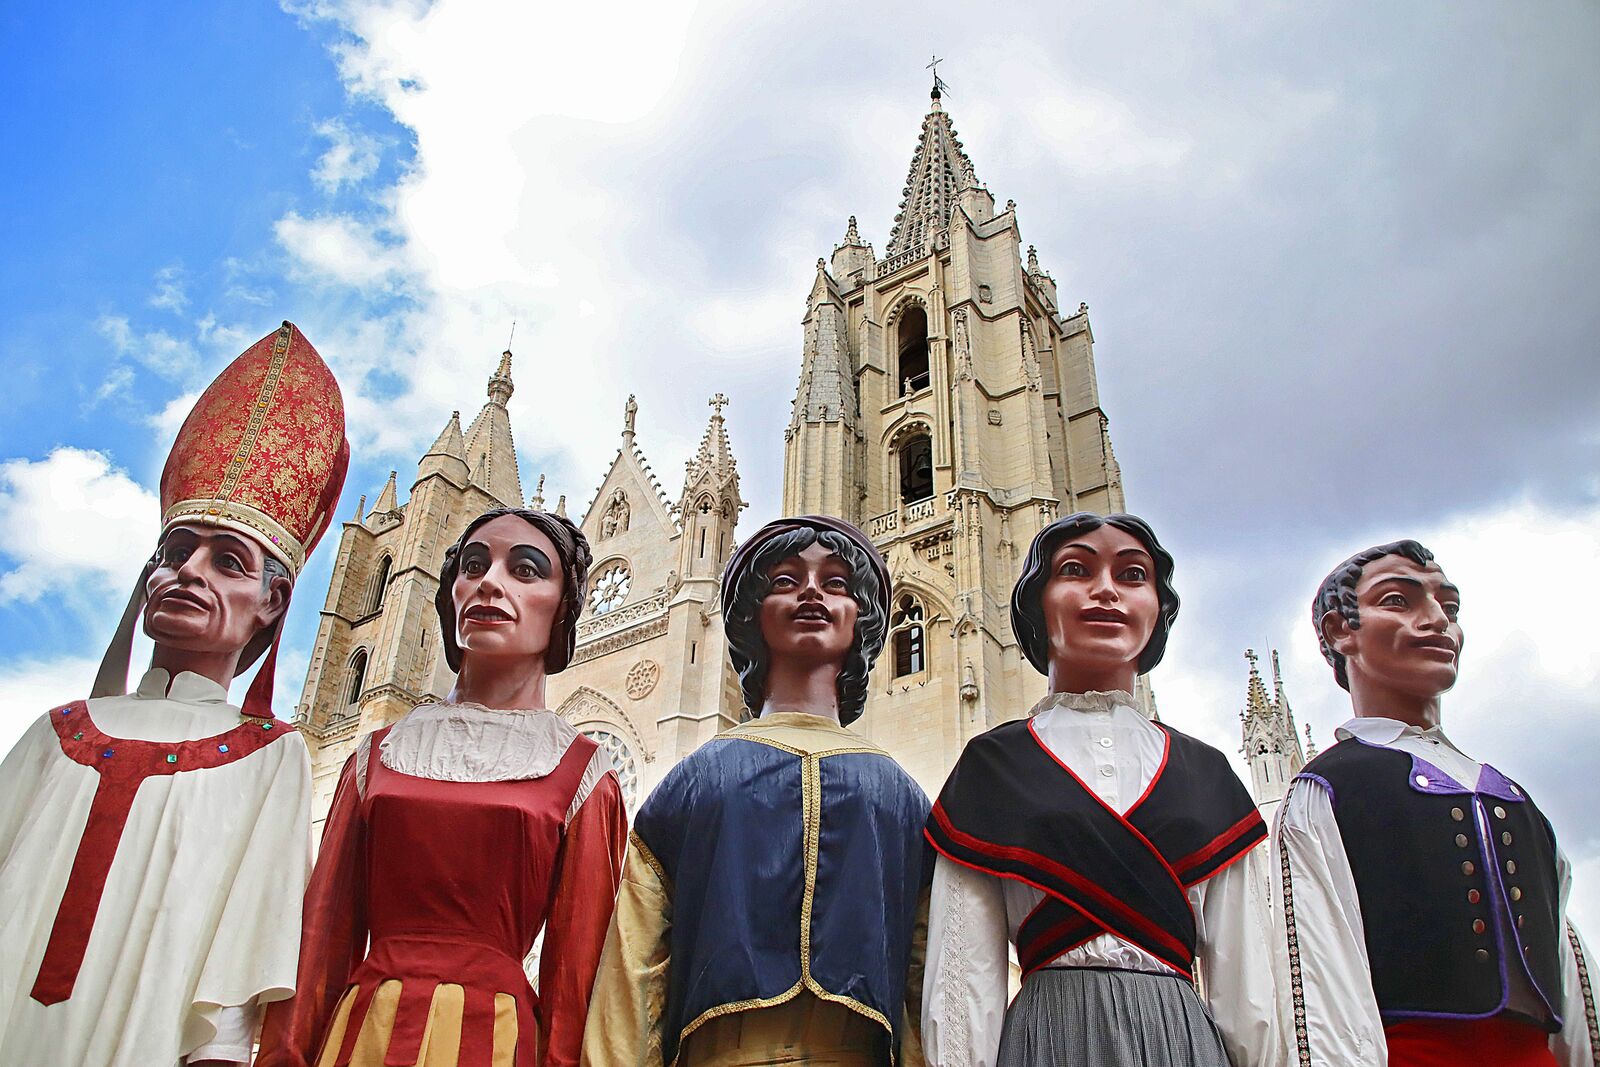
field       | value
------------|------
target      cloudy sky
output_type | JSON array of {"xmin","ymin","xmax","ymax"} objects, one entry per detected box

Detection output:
[{"xmin": 3, "ymin": 0, "xmax": 1597, "ymax": 916}]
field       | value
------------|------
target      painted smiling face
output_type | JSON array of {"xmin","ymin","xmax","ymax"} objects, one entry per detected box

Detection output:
[
  {"xmin": 450, "ymin": 513, "xmax": 566, "ymax": 669},
  {"xmin": 758, "ymin": 541, "xmax": 860, "ymax": 670},
  {"xmin": 1039, "ymin": 523, "xmax": 1161, "ymax": 690},
  {"xmin": 143, "ymin": 524, "xmax": 288, "ymax": 655},
  {"xmin": 1323, "ymin": 553, "xmax": 1463, "ymax": 704}
]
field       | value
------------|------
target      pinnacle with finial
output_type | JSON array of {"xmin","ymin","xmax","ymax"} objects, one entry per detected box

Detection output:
[
  {"xmin": 709, "ymin": 393, "xmax": 729, "ymax": 419},
  {"xmin": 530, "ymin": 473, "xmax": 546, "ymax": 510},
  {"xmin": 844, "ymin": 215, "xmax": 860, "ymax": 244},
  {"xmin": 623, "ymin": 394, "xmax": 638, "ymax": 439}
]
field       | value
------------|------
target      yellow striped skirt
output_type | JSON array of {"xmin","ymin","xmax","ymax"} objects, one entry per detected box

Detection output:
[{"xmin": 315, "ymin": 979, "xmax": 521, "ymax": 1067}]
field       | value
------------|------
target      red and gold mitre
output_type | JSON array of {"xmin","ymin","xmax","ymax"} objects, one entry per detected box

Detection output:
[{"xmin": 160, "ymin": 321, "xmax": 349, "ymax": 577}]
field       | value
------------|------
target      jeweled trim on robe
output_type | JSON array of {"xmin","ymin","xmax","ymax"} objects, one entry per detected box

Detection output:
[{"xmin": 33, "ymin": 699, "xmax": 292, "ymax": 1004}]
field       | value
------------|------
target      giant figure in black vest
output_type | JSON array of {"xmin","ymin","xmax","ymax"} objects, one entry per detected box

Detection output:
[
  {"xmin": 1275, "ymin": 539, "xmax": 1597, "ymax": 1067},
  {"xmin": 922, "ymin": 512, "xmax": 1278, "ymax": 1067}
]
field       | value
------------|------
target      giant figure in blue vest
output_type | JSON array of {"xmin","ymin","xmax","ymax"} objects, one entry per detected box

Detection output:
[
  {"xmin": 1275, "ymin": 539, "xmax": 1596, "ymax": 1067},
  {"xmin": 582, "ymin": 515, "xmax": 931, "ymax": 1067}
]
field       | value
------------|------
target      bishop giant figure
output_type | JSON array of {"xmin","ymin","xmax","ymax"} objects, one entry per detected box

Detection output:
[{"xmin": 0, "ymin": 322, "xmax": 348, "ymax": 1066}]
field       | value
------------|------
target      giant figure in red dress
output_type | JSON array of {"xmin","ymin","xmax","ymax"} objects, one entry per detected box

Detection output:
[{"xmin": 259, "ymin": 508, "xmax": 627, "ymax": 1067}]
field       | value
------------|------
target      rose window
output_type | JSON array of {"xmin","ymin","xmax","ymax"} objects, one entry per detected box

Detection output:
[
  {"xmin": 589, "ymin": 563, "xmax": 631, "ymax": 615},
  {"xmin": 582, "ymin": 728, "xmax": 640, "ymax": 808}
]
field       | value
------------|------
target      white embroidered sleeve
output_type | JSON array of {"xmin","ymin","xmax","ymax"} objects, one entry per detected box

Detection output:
[
  {"xmin": 1195, "ymin": 842, "xmax": 1282, "ymax": 1067},
  {"xmin": 1553, "ymin": 848, "xmax": 1598, "ymax": 1067},
  {"xmin": 922, "ymin": 854, "xmax": 1009, "ymax": 1067},
  {"xmin": 1273, "ymin": 777, "xmax": 1387, "ymax": 1067}
]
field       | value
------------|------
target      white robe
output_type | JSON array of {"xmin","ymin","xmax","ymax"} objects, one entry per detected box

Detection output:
[{"xmin": 0, "ymin": 668, "xmax": 311, "ymax": 1066}]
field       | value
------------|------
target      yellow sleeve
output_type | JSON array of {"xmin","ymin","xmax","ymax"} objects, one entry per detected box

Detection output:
[
  {"xmin": 899, "ymin": 886, "xmax": 930, "ymax": 1067},
  {"xmin": 580, "ymin": 831, "xmax": 673, "ymax": 1067}
]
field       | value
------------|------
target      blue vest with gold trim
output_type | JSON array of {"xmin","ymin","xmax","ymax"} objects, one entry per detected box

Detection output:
[{"xmin": 633, "ymin": 730, "xmax": 930, "ymax": 1066}]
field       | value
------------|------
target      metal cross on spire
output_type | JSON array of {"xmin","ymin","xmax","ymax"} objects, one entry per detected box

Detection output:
[{"xmin": 927, "ymin": 54, "xmax": 951, "ymax": 98}]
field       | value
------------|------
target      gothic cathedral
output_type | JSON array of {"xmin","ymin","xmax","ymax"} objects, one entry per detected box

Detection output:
[
  {"xmin": 296, "ymin": 86, "xmax": 1145, "ymax": 816},
  {"xmin": 781, "ymin": 83, "xmax": 1137, "ymax": 787}
]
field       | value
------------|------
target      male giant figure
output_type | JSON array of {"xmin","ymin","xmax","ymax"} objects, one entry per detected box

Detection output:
[
  {"xmin": 0, "ymin": 322, "xmax": 348, "ymax": 1066},
  {"xmin": 1274, "ymin": 539, "xmax": 1597, "ymax": 1067}
]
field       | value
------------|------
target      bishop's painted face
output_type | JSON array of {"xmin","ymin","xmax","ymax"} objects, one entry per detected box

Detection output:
[
  {"xmin": 143, "ymin": 524, "xmax": 288, "ymax": 655},
  {"xmin": 1324, "ymin": 553, "xmax": 1462, "ymax": 703},
  {"xmin": 758, "ymin": 542, "xmax": 859, "ymax": 670},
  {"xmin": 1039, "ymin": 523, "xmax": 1161, "ymax": 681},
  {"xmin": 451, "ymin": 514, "xmax": 566, "ymax": 669}
]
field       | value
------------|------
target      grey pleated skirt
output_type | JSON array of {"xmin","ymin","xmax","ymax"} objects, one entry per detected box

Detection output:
[{"xmin": 996, "ymin": 967, "xmax": 1233, "ymax": 1067}]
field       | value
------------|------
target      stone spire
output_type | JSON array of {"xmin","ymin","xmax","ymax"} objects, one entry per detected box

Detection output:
[
  {"xmin": 419, "ymin": 410, "xmax": 469, "ymax": 482},
  {"xmin": 791, "ymin": 259, "xmax": 854, "ymax": 426},
  {"xmin": 368, "ymin": 470, "xmax": 398, "ymax": 518},
  {"xmin": 679, "ymin": 394, "xmax": 745, "ymax": 579},
  {"xmin": 463, "ymin": 349, "xmax": 523, "ymax": 506},
  {"xmin": 1240, "ymin": 647, "xmax": 1307, "ymax": 811},
  {"xmin": 529, "ymin": 473, "xmax": 546, "ymax": 511},
  {"xmin": 686, "ymin": 393, "xmax": 739, "ymax": 487},
  {"xmin": 886, "ymin": 88, "xmax": 980, "ymax": 256}
]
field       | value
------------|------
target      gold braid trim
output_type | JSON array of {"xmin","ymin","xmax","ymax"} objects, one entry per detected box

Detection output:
[
  {"xmin": 1568, "ymin": 922, "xmax": 1600, "ymax": 1064},
  {"xmin": 667, "ymin": 748, "xmax": 897, "ymax": 1066},
  {"xmin": 1279, "ymin": 780, "xmax": 1312, "ymax": 1067},
  {"xmin": 629, "ymin": 829, "xmax": 673, "ymax": 895}
]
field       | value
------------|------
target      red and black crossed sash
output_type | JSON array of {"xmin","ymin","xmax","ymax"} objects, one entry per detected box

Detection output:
[
  {"xmin": 31, "ymin": 700, "xmax": 292, "ymax": 1004},
  {"xmin": 925, "ymin": 717, "xmax": 1265, "ymax": 980}
]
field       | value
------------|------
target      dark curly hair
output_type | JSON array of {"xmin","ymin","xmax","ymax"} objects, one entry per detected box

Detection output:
[
  {"xmin": 723, "ymin": 526, "xmax": 888, "ymax": 725},
  {"xmin": 1010, "ymin": 512, "xmax": 1181, "ymax": 677},
  {"xmin": 435, "ymin": 507, "xmax": 593, "ymax": 674},
  {"xmin": 1313, "ymin": 539, "xmax": 1436, "ymax": 691}
]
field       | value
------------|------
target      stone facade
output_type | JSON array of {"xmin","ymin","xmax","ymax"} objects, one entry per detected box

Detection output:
[
  {"xmin": 297, "ymin": 85, "xmax": 1154, "ymax": 818},
  {"xmin": 295, "ymin": 355, "xmax": 744, "ymax": 826},
  {"xmin": 782, "ymin": 85, "xmax": 1144, "ymax": 791}
]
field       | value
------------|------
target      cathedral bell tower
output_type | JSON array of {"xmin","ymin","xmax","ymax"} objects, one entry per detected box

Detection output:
[{"xmin": 782, "ymin": 84, "xmax": 1130, "ymax": 789}]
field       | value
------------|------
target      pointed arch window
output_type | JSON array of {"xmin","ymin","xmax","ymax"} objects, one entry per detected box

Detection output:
[
  {"xmin": 899, "ymin": 433, "xmax": 934, "ymax": 505},
  {"xmin": 898, "ymin": 306, "xmax": 930, "ymax": 395},
  {"xmin": 891, "ymin": 594, "xmax": 926, "ymax": 677},
  {"xmin": 367, "ymin": 554, "xmax": 393, "ymax": 614},
  {"xmin": 346, "ymin": 648, "xmax": 369, "ymax": 708}
]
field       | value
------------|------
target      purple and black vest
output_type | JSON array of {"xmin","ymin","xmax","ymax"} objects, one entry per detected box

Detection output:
[
  {"xmin": 926, "ymin": 716, "xmax": 1265, "ymax": 979},
  {"xmin": 1298, "ymin": 740, "xmax": 1563, "ymax": 1031}
]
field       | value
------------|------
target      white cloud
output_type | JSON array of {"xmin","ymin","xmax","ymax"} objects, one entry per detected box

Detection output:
[
  {"xmin": 146, "ymin": 389, "xmax": 202, "ymax": 443},
  {"xmin": 312, "ymin": 117, "xmax": 383, "ymax": 192},
  {"xmin": 88, "ymin": 366, "xmax": 136, "ymax": 409},
  {"xmin": 0, "ymin": 654, "xmax": 101, "ymax": 754},
  {"xmin": 0, "ymin": 448, "xmax": 159, "ymax": 605},
  {"xmin": 148, "ymin": 264, "xmax": 188, "ymax": 313},
  {"xmin": 97, "ymin": 314, "xmax": 200, "ymax": 379},
  {"xmin": 275, "ymin": 211, "xmax": 409, "ymax": 288}
]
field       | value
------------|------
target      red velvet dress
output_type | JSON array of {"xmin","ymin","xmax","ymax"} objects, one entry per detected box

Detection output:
[{"xmin": 259, "ymin": 721, "xmax": 627, "ymax": 1067}]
